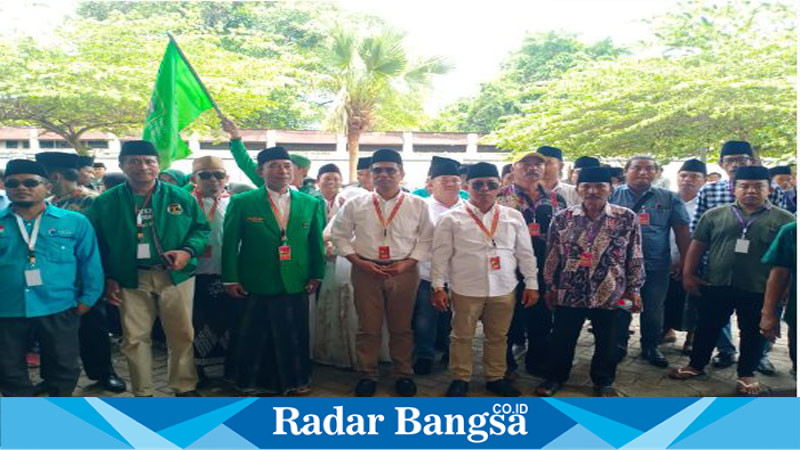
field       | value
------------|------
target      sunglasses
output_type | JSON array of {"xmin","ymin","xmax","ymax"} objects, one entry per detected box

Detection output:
[
  {"xmin": 470, "ymin": 180, "xmax": 500, "ymax": 190},
  {"xmin": 5, "ymin": 179, "xmax": 43, "ymax": 189},
  {"xmin": 371, "ymin": 167, "xmax": 398, "ymax": 175},
  {"xmin": 197, "ymin": 171, "xmax": 226, "ymax": 180}
]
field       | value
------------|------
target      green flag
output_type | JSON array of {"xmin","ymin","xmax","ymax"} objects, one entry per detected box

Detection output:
[{"xmin": 143, "ymin": 38, "xmax": 214, "ymax": 169}]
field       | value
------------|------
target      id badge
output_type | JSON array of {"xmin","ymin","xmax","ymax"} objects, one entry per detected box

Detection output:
[
  {"xmin": 378, "ymin": 245, "xmax": 391, "ymax": 260},
  {"xmin": 639, "ymin": 213, "xmax": 650, "ymax": 226},
  {"xmin": 489, "ymin": 255, "xmax": 501, "ymax": 271},
  {"xmin": 279, "ymin": 245, "xmax": 292, "ymax": 261},
  {"xmin": 578, "ymin": 252, "xmax": 592, "ymax": 267},
  {"xmin": 25, "ymin": 269, "xmax": 43, "ymax": 287},
  {"xmin": 528, "ymin": 223, "xmax": 541, "ymax": 237},
  {"xmin": 137, "ymin": 243, "xmax": 151, "ymax": 259},
  {"xmin": 735, "ymin": 239, "xmax": 750, "ymax": 254}
]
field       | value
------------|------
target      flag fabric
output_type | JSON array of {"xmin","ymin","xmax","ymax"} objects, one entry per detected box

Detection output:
[{"xmin": 143, "ymin": 39, "xmax": 214, "ymax": 169}]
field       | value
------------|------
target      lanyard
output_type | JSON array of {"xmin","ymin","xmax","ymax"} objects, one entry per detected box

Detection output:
[
  {"xmin": 267, "ymin": 190, "xmax": 290, "ymax": 242},
  {"xmin": 372, "ymin": 192, "xmax": 405, "ymax": 238},
  {"xmin": 135, "ymin": 187, "xmax": 154, "ymax": 227},
  {"xmin": 631, "ymin": 191, "xmax": 655, "ymax": 213},
  {"xmin": 14, "ymin": 213, "xmax": 42, "ymax": 265},
  {"xmin": 731, "ymin": 204, "xmax": 769, "ymax": 237},
  {"xmin": 194, "ymin": 191, "xmax": 219, "ymax": 223},
  {"xmin": 465, "ymin": 203, "xmax": 500, "ymax": 247}
]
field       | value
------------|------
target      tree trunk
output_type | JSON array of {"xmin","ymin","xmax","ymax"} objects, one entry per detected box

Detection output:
[{"xmin": 347, "ymin": 128, "xmax": 361, "ymax": 183}]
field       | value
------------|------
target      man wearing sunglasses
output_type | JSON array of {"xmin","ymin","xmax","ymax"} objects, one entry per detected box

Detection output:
[
  {"xmin": 88, "ymin": 140, "xmax": 210, "ymax": 397},
  {"xmin": 432, "ymin": 163, "xmax": 538, "ymax": 397},
  {"xmin": 189, "ymin": 156, "xmax": 234, "ymax": 386},
  {"xmin": 330, "ymin": 148, "xmax": 434, "ymax": 397},
  {"xmin": 0, "ymin": 159, "xmax": 103, "ymax": 397}
]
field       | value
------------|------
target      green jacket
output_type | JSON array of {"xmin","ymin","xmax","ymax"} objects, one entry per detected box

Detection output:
[
  {"xmin": 222, "ymin": 187, "xmax": 326, "ymax": 295},
  {"xmin": 229, "ymin": 139, "xmax": 324, "ymax": 200},
  {"xmin": 88, "ymin": 181, "xmax": 210, "ymax": 288}
]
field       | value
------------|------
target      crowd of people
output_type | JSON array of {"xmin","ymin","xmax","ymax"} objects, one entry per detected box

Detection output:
[{"xmin": 0, "ymin": 121, "xmax": 796, "ymax": 398}]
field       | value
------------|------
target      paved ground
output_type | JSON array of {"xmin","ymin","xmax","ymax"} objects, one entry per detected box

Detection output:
[{"xmin": 37, "ymin": 316, "xmax": 797, "ymax": 398}]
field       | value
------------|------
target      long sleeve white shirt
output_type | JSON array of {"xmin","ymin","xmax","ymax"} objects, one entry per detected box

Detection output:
[
  {"xmin": 329, "ymin": 190, "xmax": 434, "ymax": 262},
  {"xmin": 195, "ymin": 194, "xmax": 229, "ymax": 275},
  {"xmin": 266, "ymin": 186, "xmax": 291, "ymax": 224},
  {"xmin": 418, "ymin": 196, "xmax": 464, "ymax": 282},
  {"xmin": 431, "ymin": 202, "xmax": 538, "ymax": 297}
]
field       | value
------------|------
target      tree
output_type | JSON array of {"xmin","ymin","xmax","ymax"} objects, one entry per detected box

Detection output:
[
  {"xmin": 321, "ymin": 26, "xmax": 450, "ymax": 179},
  {"xmin": 493, "ymin": 0, "xmax": 796, "ymax": 160}
]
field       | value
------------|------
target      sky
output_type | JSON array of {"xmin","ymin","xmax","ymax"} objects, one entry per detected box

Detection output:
[{"xmin": 1, "ymin": 0, "xmax": 676, "ymax": 112}]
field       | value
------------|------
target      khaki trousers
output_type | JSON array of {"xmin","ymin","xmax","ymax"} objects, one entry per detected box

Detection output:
[
  {"xmin": 449, "ymin": 291, "xmax": 516, "ymax": 382},
  {"xmin": 119, "ymin": 270, "xmax": 197, "ymax": 396},
  {"xmin": 351, "ymin": 263, "xmax": 419, "ymax": 378}
]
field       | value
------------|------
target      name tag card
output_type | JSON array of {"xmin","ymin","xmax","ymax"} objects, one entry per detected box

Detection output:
[
  {"xmin": 735, "ymin": 239, "xmax": 750, "ymax": 254},
  {"xmin": 639, "ymin": 213, "xmax": 650, "ymax": 226},
  {"xmin": 378, "ymin": 245, "xmax": 391, "ymax": 260},
  {"xmin": 528, "ymin": 223, "xmax": 541, "ymax": 237},
  {"xmin": 489, "ymin": 256, "xmax": 501, "ymax": 271},
  {"xmin": 279, "ymin": 245, "xmax": 292, "ymax": 261},
  {"xmin": 25, "ymin": 269, "xmax": 43, "ymax": 287},
  {"xmin": 579, "ymin": 252, "xmax": 592, "ymax": 267},
  {"xmin": 137, "ymin": 243, "xmax": 151, "ymax": 259}
]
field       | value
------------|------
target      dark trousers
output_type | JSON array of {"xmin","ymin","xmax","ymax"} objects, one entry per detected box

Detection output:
[
  {"xmin": 546, "ymin": 306, "xmax": 619, "ymax": 387},
  {"xmin": 506, "ymin": 282, "xmax": 552, "ymax": 374},
  {"xmin": 664, "ymin": 278, "xmax": 687, "ymax": 331},
  {"xmin": 689, "ymin": 286, "xmax": 765, "ymax": 377},
  {"xmin": 0, "ymin": 309, "xmax": 80, "ymax": 397},
  {"xmin": 79, "ymin": 301, "xmax": 115, "ymax": 380}
]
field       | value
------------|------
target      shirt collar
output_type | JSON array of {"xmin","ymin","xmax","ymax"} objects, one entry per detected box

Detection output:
[
  {"xmin": 266, "ymin": 186, "xmax": 291, "ymax": 199},
  {"xmin": 431, "ymin": 196, "xmax": 463, "ymax": 210},
  {"xmin": 465, "ymin": 200, "xmax": 497, "ymax": 217},
  {"xmin": 1, "ymin": 202, "xmax": 63, "ymax": 220},
  {"xmin": 574, "ymin": 201, "xmax": 612, "ymax": 218}
]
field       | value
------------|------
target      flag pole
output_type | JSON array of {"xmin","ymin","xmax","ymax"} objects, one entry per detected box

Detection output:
[{"xmin": 166, "ymin": 32, "xmax": 223, "ymax": 118}]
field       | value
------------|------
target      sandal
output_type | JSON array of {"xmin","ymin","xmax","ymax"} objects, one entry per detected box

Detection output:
[
  {"xmin": 287, "ymin": 386, "xmax": 312, "ymax": 396},
  {"xmin": 593, "ymin": 385, "xmax": 619, "ymax": 397},
  {"xmin": 535, "ymin": 380, "xmax": 562, "ymax": 397},
  {"xmin": 736, "ymin": 378, "xmax": 762, "ymax": 397},
  {"xmin": 668, "ymin": 366, "xmax": 706, "ymax": 380}
]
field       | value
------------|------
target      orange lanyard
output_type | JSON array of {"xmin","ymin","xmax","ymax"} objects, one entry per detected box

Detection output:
[
  {"xmin": 465, "ymin": 203, "xmax": 500, "ymax": 247},
  {"xmin": 267, "ymin": 190, "xmax": 289, "ymax": 242},
  {"xmin": 194, "ymin": 191, "xmax": 219, "ymax": 223},
  {"xmin": 372, "ymin": 193, "xmax": 405, "ymax": 237}
]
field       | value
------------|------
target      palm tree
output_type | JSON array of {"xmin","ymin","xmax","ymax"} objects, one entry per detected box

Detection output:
[{"xmin": 323, "ymin": 26, "xmax": 450, "ymax": 180}]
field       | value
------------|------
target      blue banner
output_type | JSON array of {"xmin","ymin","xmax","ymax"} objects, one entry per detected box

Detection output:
[{"xmin": 1, "ymin": 397, "xmax": 799, "ymax": 449}]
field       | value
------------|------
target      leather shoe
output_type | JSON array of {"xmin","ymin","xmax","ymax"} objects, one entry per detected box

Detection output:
[
  {"xmin": 354, "ymin": 378, "xmax": 377, "ymax": 397},
  {"xmin": 643, "ymin": 348, "xmax": 669, "ymax": 368},
  {"xmin": 395, "ymin": 378, "xmax": 417, "ymax": 397},
  {"xmin": 486, "ymin": 379, "xmax": 520, "ymax": 397},
  {"xmin": 175, "ymin": 390, "xmax": 202, "ymax": 397},
  {"xmin": 101, "ymin": 373, "xmax": 127, "ymax": 393},
  {"xmin": 756, "ymin": 359, "xmax": 776, "ymax": 376},
  {"xmin": 445, "ymin": 380, "xmax": 469, "ymax": 397},
  {"xmin": 712, "ymin": 353, "xmax": 737, "ymax": 368},
  {"xmin": 413, "ymin": 358, "xmax": 433, "ymax": 375}
]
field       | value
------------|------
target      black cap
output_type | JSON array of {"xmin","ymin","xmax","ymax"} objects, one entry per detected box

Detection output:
[
  {"xmin": 769, "ymin": 165, "xmax": 792, "ymax": 177},
  {"xmin": 357, "ymin": 157, "xmax": 372, "ymax": 171},
  {"xmin": 679, "ymin": 158, "xmax": 707, "ymax": 175},
  {"xmin": 458, "ymin": 164, "xmax": 472, "ymax": 176},
  {"xmin": 720, "ymin": 140, "xmax": 753, "ymax": 158},
  {"xmin": 257, "ymin": 146, "xmax": 291, "ymax": 166},
  {"xmin": 429, "ymin": 156, "xmax": 460, "ymax": 178},
  {"xmin": 5, "ymin": 159, "xmax": 48, "ymax": 179},
  {"xmin": 734, "ymin": 166, "xmax": 770, "ymax": 182},
  {"xmin": 317, "ymin": 163, "xmax": 341, "ymax": 177},
  {"xmin": 35, "ymin": 152, "xmax": 79, "ymax": 169},
  {"xmin": 577, "ymin": 166, "xmax": 612, "ymax": 184},
  {"xmin": 537, "ymin": 146, "xmax": 563, "ymax": 161},
  {"xmin": 93, "ymin": 162, "xmax": 106, "ymax": 169},
  {"xmin": 120, "ymin": 140, "xmax": 158, "ymax": 159},
  {"xmin": 77, "ymin": 155, "xmax": 94, "ymax": 168},
  {"xmin": 466, "ymin": 162, "xmax": 499, "ymax": 180},
  {"xmin": 574, "ymin": 156, "xmax": 601, "ymax": 169},
  {"xmin": 609, "ymin": 167, "xmax": 625, "ymax": 179},
  {"xmin": 371, "ymin": 148, "xmax": 403, "ymax": 166}
]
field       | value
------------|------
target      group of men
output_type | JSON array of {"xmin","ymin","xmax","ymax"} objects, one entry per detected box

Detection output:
[{"xmin": 0, "ymin": 132, "xmax": 796, "ymax": 398}]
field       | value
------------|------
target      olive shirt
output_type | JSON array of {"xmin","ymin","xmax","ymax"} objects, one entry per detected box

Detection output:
[
  {"xmin": 692, "ymin": 201, "xmax": 794, "ymax": 293},
  {"xmin": 762, "ymin": 221, "xmax": 797, "ymax": 329},
  {"xmin": 87, "ymin": 181, "xmax": 210, "ymax": 288}
]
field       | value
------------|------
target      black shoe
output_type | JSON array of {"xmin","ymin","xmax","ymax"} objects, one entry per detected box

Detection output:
[
  {"xmin": 486, "ymin": 379, "xmax": 521, "ymax": 397},
  {"xmin": 413, "ymin": 358, "xmax": 433, "ymax": 375},
  {"xmin": 446, "ymin": 380, "xmax": 469, "ymax": 397},
  {"xmin": 33, "ymin": 381, "xmax": 48, "ymax": 396},
  {"xmin": 756, "ymin": 359, "xmax": 777, "ymax": 376},
  {"xmin": 712, "ymin": 353, "xmax": 737, "ymax": 368},
  {"xmin": 643, "ymin": 349, "xmax": 669, "ymax": 368},
  {"xmin": 101, "ymin": 373, "xmax": 127, "ymax": 393},
  {"xmin": 395, "ymin": 378, "xmax": 417, "ymax": 397},
  {"xmin": 354, "ymin": 378, "xmax": 377, "ymax": 397}
]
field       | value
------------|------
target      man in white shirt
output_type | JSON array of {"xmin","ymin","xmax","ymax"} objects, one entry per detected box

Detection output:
[
  {"xmin": 413, "ymin": 157, "xmax": 464, "ymax": 375},
  {"xmin": 431, "ymin": 162, "xmax": 539, "ymax": 397},
  {"xmin": 539, "ymin": 146, "xmax": 580, "ymax": 206},
  {"xmin": 330, "ymin": 148, "xmax": 434, "ymax": 397}
]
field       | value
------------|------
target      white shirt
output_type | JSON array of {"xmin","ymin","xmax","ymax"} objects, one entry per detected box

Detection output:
[
  {"xmin": 554, "ymin": 182, "xmax": 580, "ymax": 206},
  {"xmin": 418, "ymin": 196, "xmax": 464, "ymax": 282},
  {"xmin": 196, "ymin": 194, "xmax": 230, "ymax": 275},
  {"xmin": 671, "ymin": 195, "xmax": 698, "ymax": 263},
  {"xmin": 266, "ymin": 186, "xmax": 291, "ymax": 224},
  {"xmin": 329, "ymin": 190, "xmax": 433, "ymax": 262},
  {"xmin": 431, "ymin": 202, "xmax": 538, "ymax": 297}
]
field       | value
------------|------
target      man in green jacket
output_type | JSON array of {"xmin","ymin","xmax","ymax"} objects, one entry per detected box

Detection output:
[
  {"xmin": 222, "ymin": 145, "xmax": 326, "ymax": 396},
  {"xmin": 88, "ymin": 140, "xmax": 210, "ymax": 397}
]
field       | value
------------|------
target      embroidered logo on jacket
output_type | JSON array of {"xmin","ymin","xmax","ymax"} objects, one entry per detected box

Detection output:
[{"xmin": 167, "ymin": 203, "xmax": 183, "ymax": 215}]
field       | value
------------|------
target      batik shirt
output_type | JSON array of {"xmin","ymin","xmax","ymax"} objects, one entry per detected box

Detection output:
[
  {"xmin": 544, "ymin": 203, "xmax": 645, "ymax": 309},
  {"xmin": 53, "ymin": 187, "xmax": 98, "ymax": 215}
]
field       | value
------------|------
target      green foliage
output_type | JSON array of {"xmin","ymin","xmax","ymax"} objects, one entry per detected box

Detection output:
[{"xmin": 493, "ymin": 0, "xmax": 796, "ymax": 160}]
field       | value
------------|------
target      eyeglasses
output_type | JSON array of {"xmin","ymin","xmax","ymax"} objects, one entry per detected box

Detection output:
[
  {"xmin": 371, "ymin": 167, "xmax": 398, "ymax": 175},
  {"xmin": 721, "ymin": 156, "xmax": 753, "ymax": 165},
  {"xmin": 470, "ymin": 180, "xmax": 500, "ymax": 190},
  {"xmin": 197, "ymin": 171, "xmax": 226, "ymax": 180},
  {"xmin": 5, "ymin": 179, "xmax": 43, "ymax": 189}
]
